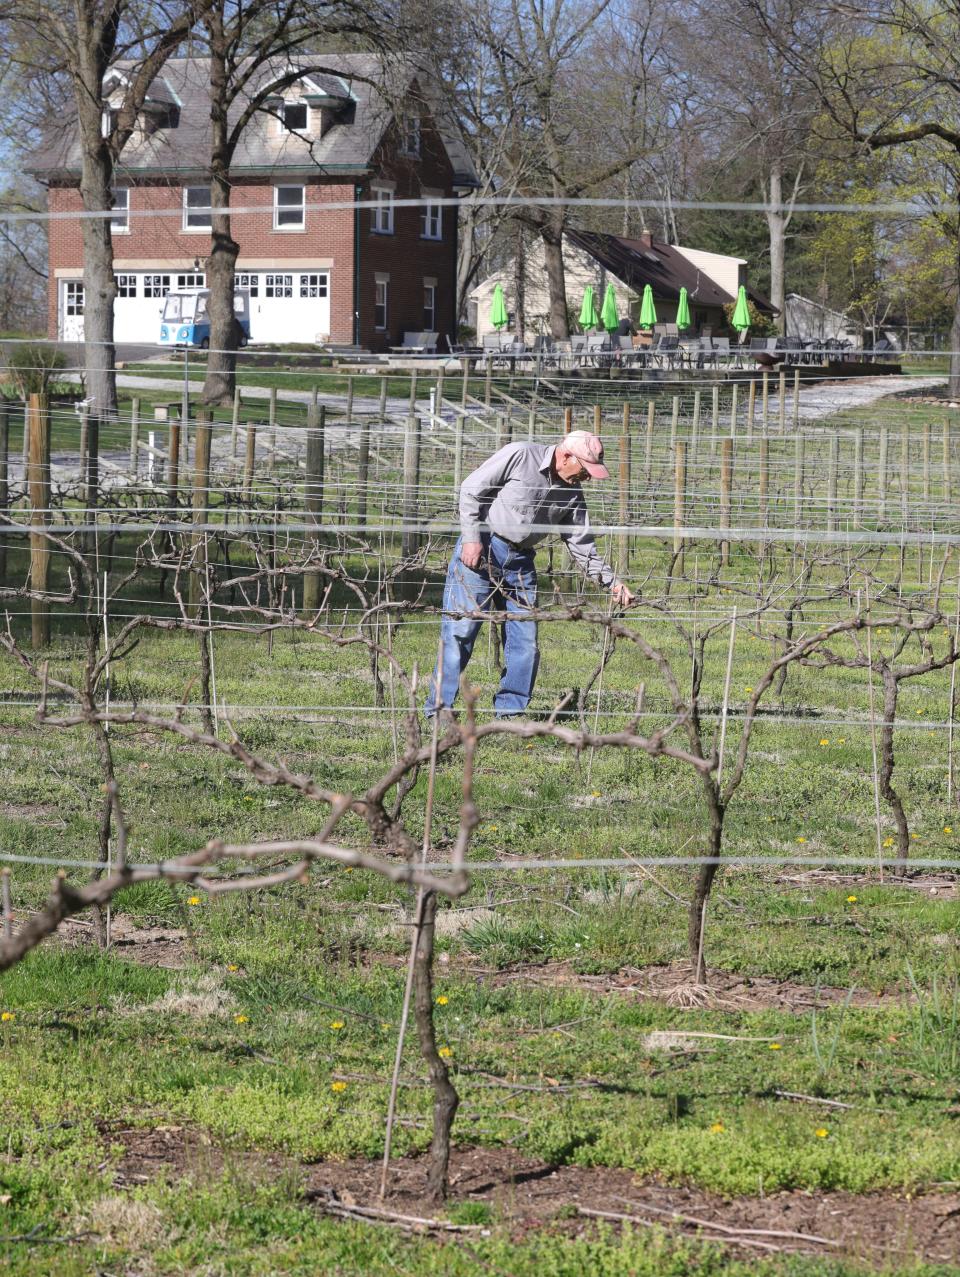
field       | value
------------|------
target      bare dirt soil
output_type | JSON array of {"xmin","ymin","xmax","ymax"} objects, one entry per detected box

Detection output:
[{"xmin": 101, "ymin": 1124, "xmax": 960, "ymax": 1266}]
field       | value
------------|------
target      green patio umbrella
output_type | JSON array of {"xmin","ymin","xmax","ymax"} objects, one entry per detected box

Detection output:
[
  {"xmin": 638, "ymin": 283, "xmax": 657, "ymax": 329},
  {"xmin": 676, "ymin": 286, "xmax": 692, "ymax": 331},
  {"xmin": 490, "ymin": 283, "xmax": 509, "ymax": 330},
  {"xmin": 578, "ymin": 285, "xmax": 599, "ymax": 330},
  {"xmin": 600, "ymin": 283, "xmax": 619, "ymax": 333},
  {"xmin": 731, "ymin": 285, "xmax": 751, "ymax": 332}
]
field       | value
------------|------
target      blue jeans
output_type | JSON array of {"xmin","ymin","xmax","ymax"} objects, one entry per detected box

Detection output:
[{"xmin": 425, "ymin": 534, "xmax": 539, "ymax": 716}]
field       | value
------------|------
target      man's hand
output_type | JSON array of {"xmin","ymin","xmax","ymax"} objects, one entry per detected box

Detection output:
[
  {"xmin": 460, "ymin": 541, "xmax": 484, "ymax": 569},
  {"xmin": 610, "ymin": 581, "xmax": 634, "ymax": 608}
]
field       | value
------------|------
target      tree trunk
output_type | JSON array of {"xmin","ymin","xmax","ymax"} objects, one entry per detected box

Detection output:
[
  {"xmin": 513, "ymin": 222, "xmax": 526, "ymax": 340},
  {"xmin": 541, "ymin": 221, "xmax": 569, "ymax": 340},
  {"xmin": 879, "ymin": 668, "xmax": 910, "ymax": 866},
  {"xmin": 413, "ymin": 891, "xmax": 459, "ymax": 1203},
  {"xmin": 78, "ymin": 146, "xmax": 119, "ymax": 417},
  {"xmin": 688, "ymin": 791, "xmax": 724, "ymax": 984},
  {"xmin": 950, "ymin": 223, "xmax": 960, "ymax": 401},
  {"xmin": 203, "ymin": 31, "xmax": 238, "ymax": 407},
  {"xmin": 765, "ymin": 165, "xmax": 787, "ymax": 337}
]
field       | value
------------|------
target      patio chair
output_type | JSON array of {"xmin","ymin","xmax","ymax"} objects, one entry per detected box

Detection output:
[
  {"xmin": 651, "ymin": 334, "xmax": 680, "ymax": 370},
  {"xmin": 711, "ymin": 336, "xmax": 732, "ymax": 367},
  {"xmin": 679, "ymin": 337, "xmax": 701, "ymax": 368},
  {"xmin": 570, "ymin": 334, "xmax": 587, "ymax": 367},
  {"xmin": 481, "ymin": 332, "xmax": 507, "ymax": 368},
  {"xmin": 585, "ymin": 332, "xmax": 612, "ymax": 367}
]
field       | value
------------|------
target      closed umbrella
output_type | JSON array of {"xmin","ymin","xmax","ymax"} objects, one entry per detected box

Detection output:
[
  {"xmin": 600, "ymin": 283, "xmax": 619, "ymax": 333},
  {"xmin": 676, "ymin": 287, "xmax": 692, "ymax": 331},
  {"xmin": 639, "ymin": 284, "xmax": 657, "ymax": 329},
  {"xmin": 490, "ymin": 283, "xmax": 509, "ymax": 331},
  {"xmin": 578, "ymin": 286, "xmax": 599, "ymax": 330},
  {"xmin": 731, "ymin": 285, "xmax": 751, "ymax": 332}
]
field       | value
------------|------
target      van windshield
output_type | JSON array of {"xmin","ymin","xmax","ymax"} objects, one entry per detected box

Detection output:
[{"xmin": 162, "ymin": 295, "xmax": 182, "ymax": 322}]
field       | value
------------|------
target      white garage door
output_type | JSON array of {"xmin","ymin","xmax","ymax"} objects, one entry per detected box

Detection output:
[{"xmin": 248, "ymin": 271, "xmax": 331, "ymax": 344}]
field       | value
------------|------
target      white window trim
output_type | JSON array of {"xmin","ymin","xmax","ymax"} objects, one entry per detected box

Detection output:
[
  {"xmin": 420, "ymin": 194, "xmax": 442, "ymax": 241},
  {"xmin": 374, "ymin": 274, "xmax": 389, "ymax": 331},
  {"xmin": 423, "ymin": 281, "xmax": 436, "ymax": 331},
  {"xmin": 371, "ymin": 184, "xmax": 395, "ymax": 235},
  {"xmin": 280, "ymin": 100, "xmax": 309, "ymax": 134},
  {"xmin": 182, "ymin": 186, "xmax": 212, "ymax": 233},
  {"xmin": 273, "ymin": 185, "xmax": 306, "ymax": 232},
  {"xmin": 110, "ymin": 187, "xmax": 130, "ymax": 234}
]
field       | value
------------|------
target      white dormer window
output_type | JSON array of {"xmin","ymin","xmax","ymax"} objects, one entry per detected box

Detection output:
[
  {"xmin": 371, "ymin": 184, "xmax": 394, "ymax": 234},
  {"xmin": 110, "ymin": 187, "xmax": 129, "ymax": 233},
  {"xmin": 401, "ymin": 114, "xmax": 421, "ymax": 156},
  {"xmin": 282, "ymin": 101, "xmax": 308, "ymax": 132}
]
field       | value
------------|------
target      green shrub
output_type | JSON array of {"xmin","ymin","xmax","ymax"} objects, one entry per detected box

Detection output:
[{"xmin": 4, "ymin": 344, "xmax": 67, "ymax": 397}]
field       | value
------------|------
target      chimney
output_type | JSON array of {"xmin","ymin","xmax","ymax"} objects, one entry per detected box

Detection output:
[{"xmin": 637, "ymin": 232, "xmax": 654, "ymax": 249}]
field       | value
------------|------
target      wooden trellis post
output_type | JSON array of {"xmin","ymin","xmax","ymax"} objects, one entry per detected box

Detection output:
[{"xmin": 28, "ymin": 393, "xmax": 50, "ymax": 648}]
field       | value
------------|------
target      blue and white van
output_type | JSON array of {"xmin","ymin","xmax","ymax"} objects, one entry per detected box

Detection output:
[{"xmin": 159, "ymin": 289, "xmax": 250, "ymax": 349}]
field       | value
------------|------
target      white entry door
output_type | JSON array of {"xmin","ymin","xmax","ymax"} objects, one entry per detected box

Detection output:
[
  {"xmin": 59, "ymin": 280, "xmax": 85, "ymax": 341},
  {"xmin": 250, "ymin": 271, "xmax": 331, "ymax": 343}
]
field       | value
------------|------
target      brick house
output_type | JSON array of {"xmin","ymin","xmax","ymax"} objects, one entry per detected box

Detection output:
[{"xmin": 30, "ymin": 54, "xmax": 476, "ymax": 350}]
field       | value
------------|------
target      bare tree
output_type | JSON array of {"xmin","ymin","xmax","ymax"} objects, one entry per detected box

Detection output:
[{"xmin": 5, "ymin": 0, "xmax": 210, "ymax": 414}]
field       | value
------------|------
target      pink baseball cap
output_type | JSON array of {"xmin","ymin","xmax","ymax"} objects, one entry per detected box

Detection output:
[{"xmin": 562, "ymin": 429, "xmax": 610, "ymax": 479}]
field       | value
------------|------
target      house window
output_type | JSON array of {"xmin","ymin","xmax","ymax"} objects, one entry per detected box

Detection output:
[
  {"xmin": 371, "ymin": 185, "xmax": 394, "ymax": 234},
  {"xmin": 110, "ymin": 187, "xmax": 129, "ymax": 233},
  {"xmin": 143, "ymin": 274, "xmax": 171, "ymax": 298},
  {"xmin": 265, "ymin": 273, "xmax": 293, "ymax": 298},
  {"xmin": 65, "ymin": 281, "xmax": 84, "ymax": 315},
  {"xmin": 420, "ymin": 199, "xmax": 441, "ymax": 240},
  {"xmin": 274, "ymin": 185, "xmax": 305, "ymax": 230},
  {"xmin": 183, "ymin": 186, "xmax": 212, "ymax": 230},
  {"xmin": 423, "ymin": 283, "xmax": 435, "ymax": 331},
  {"xmin": 115, "ymin": 274, "xmax": 137, "ymax": 298},
  {"xmin": 236, "ymin": 272, "xmax": 259, "ymax": 297},
  {"xmin": 100, "ymin": 108, "xmax": 118, "ymax": 138},
  {"xmin": 375, "ymin": 277, "xmax": 388, "ymax": 330},
  {"xmin": 401, "ymin": 114, "xmax": 421, "ymax": 156},
  {"xmin": 282, "ymin": 101, "xmax": 308, "ymax": 132},
  {"xmin": 176, "ymin": 272, "xmax": 205, "ymax": 290},
  {"xmin": 299, "ymin": 273, "xmax": 328, "ymax": 298}
]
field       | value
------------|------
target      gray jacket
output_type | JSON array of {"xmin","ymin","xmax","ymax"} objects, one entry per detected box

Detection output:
[{"xmin": 458, "ymin": 442, "xmax": 616, "ymax": 586}]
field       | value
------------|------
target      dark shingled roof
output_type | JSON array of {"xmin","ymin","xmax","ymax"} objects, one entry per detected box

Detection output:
[
  {"xmin": 29, "ymin": 52, "xmax": 477, "ymax": 186},
  {"xmin": 566, "ymin": 228, "xmax": 777, "ymax": 315}
]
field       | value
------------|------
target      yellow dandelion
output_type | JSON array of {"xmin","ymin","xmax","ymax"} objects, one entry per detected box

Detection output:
[
  {"xmin": 882, "ymin": 837, "xmax": 894, "ymax": 848},
  {"xmin": 488, "ymin": 824, "xmax": 498, "ymax": 832},
  {"xmin": 438, "ymin": 1046, "xmax": 453, "ymax": 1059},
  {"xmin": 911, "ymin": 833, "xmax": 919, "ymax": 840},
  {"xmin": 243, "ymin": 795, "xmax": 253, "ymax": 802},
  {"xmin": 917, "ymin": 709, "xmax": 925, "ymax": 716},
  {"xmin": 768, "ymin": 1042, "xmax": 782, "ymax": 1051},
  {"xmin": 838, "ymin": 738, "xmax": 846, "ymax": 744},
  {"xmin": 380, "ymin": 1022, "xmax": 391, "ymax": 1031},
  {"xmin": 591, "ymin": 790, "xmax": 601, "ymax": 798},
  {"xmin": 436, "ymin": 995, "xmax": 449, "ymax": 1006},
  {"xmin": 329, "ymin": 1021, "xmax": 344, "ymax": 1031},
  {"xmin": 344, "ymin": 867, "xmax": 354, "ymax": 873},
  {"xmin": 796, "ymin": 836, "xmax": 807, "ymax": 844},
  {"xmin": 710, "ymin": 1122, "xmax": 725, "ymax": 1134},
  {"xmin": 944, "ymin": 826, "xmax": 953, "ymax": 835},
  {"xmin": 234, "ymin": 1014, "xmax": 248, "ymax": 1024},
  {"xmin": 744, "ymin": 687, "xmax": 754, "ymax": 694},
  {"xmin": 226, "ymin": 964, "xmax": 239, "ymax": 972},
  {"xmin": 819, "ymin": 738, "xmax": 830, "ymax": 746},
  {"xmin": 815, "ymin": 1128, "xmax": 829, "ymax": 1139},
  {"xmin": 525, "ymin": 743, "xmax": 535, "ymax": 749},
  {"xmin": 331, "ymin": 1081, "xmax": 347, "ymax": 1093},
  {"xmin": 1, "ymin": 1012, "xmax": 14, "ymax": 1023},
  {"xmin": 846, "ymin": 895, "xmax": 858, "ymax": 903},
  {"xmin": 187, "ymin": 895, "xmax": 201, "ymax": 906}
]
